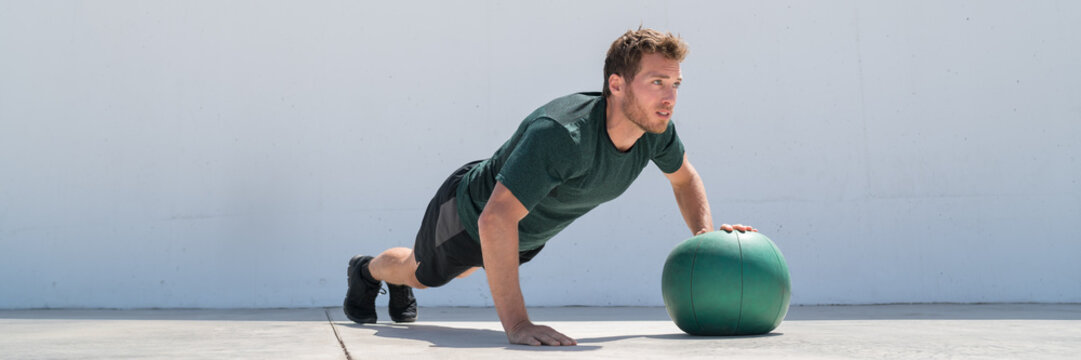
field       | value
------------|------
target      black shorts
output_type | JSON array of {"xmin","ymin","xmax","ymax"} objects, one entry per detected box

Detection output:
[{"xmin": 412, "ymin": 160, "xmax": 544, "ymax": 288}]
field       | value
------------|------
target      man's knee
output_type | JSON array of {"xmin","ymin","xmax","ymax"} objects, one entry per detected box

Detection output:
[{"xmin": 408, "ymin": 272, "xmax": 429, "ymax": 289}]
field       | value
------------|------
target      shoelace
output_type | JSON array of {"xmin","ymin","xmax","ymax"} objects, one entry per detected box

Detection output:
[{"xmin": 360, "ymin": 285, "xmax": 386, "ymax": 300}]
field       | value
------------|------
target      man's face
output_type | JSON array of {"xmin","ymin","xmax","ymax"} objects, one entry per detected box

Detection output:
[{"xmin": 620, "ymin": 52, "xmax": 682, "ymax": 134}]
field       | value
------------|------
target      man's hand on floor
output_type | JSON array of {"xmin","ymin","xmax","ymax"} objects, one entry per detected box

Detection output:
[{"xmin": 507, "ymin": 320, "xmax": 577, "ymax": 346}]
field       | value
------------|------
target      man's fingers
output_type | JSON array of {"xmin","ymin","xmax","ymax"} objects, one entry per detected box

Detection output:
[
  {"xmin": 554, "ymin": 332, "xmax": 577, "ymax": 346},
  {"xmin": 511, "ymin": 331, "xmax": 541, "ymax": 346},
  {"xmin": 509, "ymin": 324, "xmax": 575, "ymax": 346},
  {"xmin": 720, "ymin": 224, "xmax": 759, "ymax": 233},
  {"xmin": 537, "ymin": 334, "xmax": 561, "ymax": 346},
  {"xmin": 539, "ymin": 327, "xmax": 575, "ymax": 346}
]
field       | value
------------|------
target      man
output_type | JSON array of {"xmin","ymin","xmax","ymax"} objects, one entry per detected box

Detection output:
[{"xmin": 344, "ymin": 27, "xmax": 756, "ymax": 346}]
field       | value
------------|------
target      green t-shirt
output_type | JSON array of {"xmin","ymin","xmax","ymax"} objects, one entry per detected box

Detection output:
[{"xmin": 455, "ymin": 92, "xmax": 686, "ymax": 251}]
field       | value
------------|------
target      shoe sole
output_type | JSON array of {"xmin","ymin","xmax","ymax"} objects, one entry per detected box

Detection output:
[
  {"xmin": 390, "ymin": 312, "xmax": 418, "ymax": 323},
  {"xmin": 345, "ymin": 311, "xmax": 377, "ymax": 324}
]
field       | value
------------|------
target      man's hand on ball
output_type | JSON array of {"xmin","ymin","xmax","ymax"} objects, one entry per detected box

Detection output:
[{"xmin": 720, "ymin": 224, "xmax": 757, "ymax": 233}]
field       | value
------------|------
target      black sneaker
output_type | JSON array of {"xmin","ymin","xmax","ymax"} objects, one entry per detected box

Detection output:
[
  {"xmin": 344, "ymin": 255, "xmax": 383, "ymax": 324},
  {"xmin": 387, "ymin": 283, "xmax": 418, "ymax": 323}
]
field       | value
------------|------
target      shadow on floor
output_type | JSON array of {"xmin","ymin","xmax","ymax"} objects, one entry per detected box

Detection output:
[
  {"xmin": 345, "ymin": 322, "xmax": 605, "ymax": 351},
  {"xmin": 347, "ymin": 322, "xmax": 783, "ymax": 350}
]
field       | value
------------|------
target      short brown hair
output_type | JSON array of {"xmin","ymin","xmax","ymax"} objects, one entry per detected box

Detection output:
[{"xmin": 603, "ymin": 27, "xmax": 689, "ymax": 98}]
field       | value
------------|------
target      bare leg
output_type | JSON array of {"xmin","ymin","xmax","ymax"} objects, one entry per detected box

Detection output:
[
  {"xmin": 368, "ymin": 247, "xmax": 482, "ymax": 288},
  {"xmin": 368, "ymin": 247, "xmax": 428, "ymax": 289}
]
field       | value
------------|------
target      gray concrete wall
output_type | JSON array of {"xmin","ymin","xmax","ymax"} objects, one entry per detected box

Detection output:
[{"xmin": 1, "ymin": 0, "xmax": 1078, "ymax": 308}]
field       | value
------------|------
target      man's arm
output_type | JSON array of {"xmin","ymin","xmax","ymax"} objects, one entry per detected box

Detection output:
[
  {"xmin": 478, "ymin": 181, "xmax": 576, "ymax": 346},
  {"xmin": 664, "ymin": 154, "xmax": 715, "ymax": 235}
]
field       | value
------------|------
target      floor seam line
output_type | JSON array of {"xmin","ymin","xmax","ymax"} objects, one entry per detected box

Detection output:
[{"xmin": 324, "ymin": 308, "xmax": 353, "ymax": 360}]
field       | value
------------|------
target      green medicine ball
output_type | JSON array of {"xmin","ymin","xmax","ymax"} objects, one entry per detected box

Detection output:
[{"xmin": 662, "ymin": 231, "xmax": 791, "ymax": 335}]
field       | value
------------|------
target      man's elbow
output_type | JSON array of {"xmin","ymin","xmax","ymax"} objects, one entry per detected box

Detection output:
[
  {"xmin": 478, "ymin": 209, "xmax": 513, "ymax": 237},
  {"xmin": 477, "ymin": 211, "xmax": 496, "ymax": 233}
]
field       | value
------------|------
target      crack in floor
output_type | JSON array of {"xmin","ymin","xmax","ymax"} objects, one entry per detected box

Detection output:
[{"xmin": 324, "ymin": 308, "xmax": 353, "ymax": 360}]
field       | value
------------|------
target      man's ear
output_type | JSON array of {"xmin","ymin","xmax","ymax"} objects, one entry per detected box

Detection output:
[{"xmin": 608, "ymin": 74, "xmax": 624, "ymax": 95}]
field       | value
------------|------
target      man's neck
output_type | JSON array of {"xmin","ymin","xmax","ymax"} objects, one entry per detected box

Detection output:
[{"xmin": 604, "ymin": 98, "xmax": 645, "ymax": 152}]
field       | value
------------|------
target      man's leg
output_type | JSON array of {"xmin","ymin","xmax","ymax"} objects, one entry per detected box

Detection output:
[
  {"xmin": 369, "ymin": 247, "xmax": 481, "ymax": 288},
  {"xmin": 365, "ymin": 246, "xmax": 480, "ymax": 324},
  {"xmin": 347, "ymin": 160, "xmax": 485, "ymax": 324},
  {"xmin": 369, "ymin": 247, "xmax": 428, "ymax": 289}
]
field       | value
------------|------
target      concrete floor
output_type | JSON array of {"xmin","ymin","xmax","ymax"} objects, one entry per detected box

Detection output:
[{"xmin": 1, "ymin": 304, "xmax": 1078, "ymax": 359}]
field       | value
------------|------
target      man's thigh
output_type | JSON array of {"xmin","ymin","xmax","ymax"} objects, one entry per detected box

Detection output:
[{"xmin": 414, "ymin": 230, "xmax": 484, "ymax": 287}]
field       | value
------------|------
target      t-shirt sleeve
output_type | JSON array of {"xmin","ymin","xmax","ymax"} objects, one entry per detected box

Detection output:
[
  {"xmin": 495, "ymin": 119, "xmax": 579, "ymax": 211},
  {"xmin": 651, "ymin": 121, "xmax": 686, "ymax": 173}
]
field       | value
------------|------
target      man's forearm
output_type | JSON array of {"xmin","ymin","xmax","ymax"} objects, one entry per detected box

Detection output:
[
  {"xmin": 672, "ymin": 172, "xmax": 714, "ymax": 235},
  {"xmin": 478, "ymin": 214, "xmax": 530, "ymax": 332}
]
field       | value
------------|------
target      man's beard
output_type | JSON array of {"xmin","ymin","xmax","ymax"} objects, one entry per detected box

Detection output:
[{"xmin": 620, "ymin": 86, "xmax": 669, "ymax": 134}]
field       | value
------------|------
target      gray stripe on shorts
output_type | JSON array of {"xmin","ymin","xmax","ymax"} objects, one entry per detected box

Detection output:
[{"xmin": 434, "ymin": 197, "xmax": 464, "ymax": 247}]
